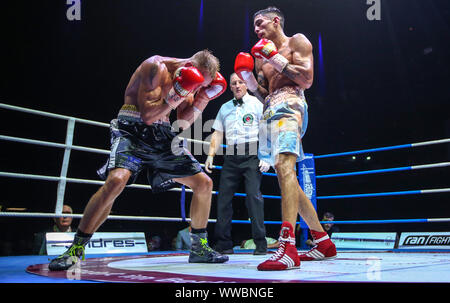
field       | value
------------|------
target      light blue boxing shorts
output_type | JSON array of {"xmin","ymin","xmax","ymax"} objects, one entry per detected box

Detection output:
[{"xmin": 258, "ymin": 86, "xmax": 308, "ymax": 167}]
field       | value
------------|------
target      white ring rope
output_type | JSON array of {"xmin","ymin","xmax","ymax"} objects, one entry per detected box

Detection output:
[
  {"xmin": 0, "ymin": 212, "xmax": 207, "ymax": 222},
  {"xmin": 0, "ymin": 102, "xmax": 199, "ymax": 144},
  {"xmin": 0, "ymin": 135, "xmax": 110, "ymax": 155},
  {"xmin": 0, "ymin": 103, "xmax": 109, "ymax": 127},
  {"xmin": 0, "ymin": 171, "xmax": 199, "ymax": 192}
]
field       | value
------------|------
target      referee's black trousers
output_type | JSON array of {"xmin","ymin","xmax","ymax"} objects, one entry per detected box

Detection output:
[{"xmin": 214, "ymin": 154, "xmax": 267, "ymax": 251}]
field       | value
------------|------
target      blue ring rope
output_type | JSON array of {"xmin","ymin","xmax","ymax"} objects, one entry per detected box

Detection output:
[
  {"xmin": 314, "ymin": 138, "xmax": 450, "ymax": 159},
  {"xmin": 211, "ymin": 188, "xmax": 449, "ymax": 200},
  {"xmin": 316, "ymin": 162, "xmax": 450, "ymax": 179},
  {"xmin": 315, "ymin": 189, "xmax": 450, "ymax": 199},
  {"xmin": 314, "ymin": 144, "xmax": 412, "ymax": 159},
  {"xmin": 317, "ymin": 166, "xmax": 411, "ymax": 179},
  {"xmin": 215, "ymin": 163, "xmax": 447, "ymax": 180},
  {"xmin": 317, "ymin": 189, "xmax": 421, "ymax": 199},
  {"xmin": 230, "ymin": 218, "xmax": 450, "ymax": 225}
]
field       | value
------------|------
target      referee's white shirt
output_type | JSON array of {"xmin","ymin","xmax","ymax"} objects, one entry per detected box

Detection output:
[{"xmin": 212, "ymin": 93, "xmax": 263, "ymax": 145}]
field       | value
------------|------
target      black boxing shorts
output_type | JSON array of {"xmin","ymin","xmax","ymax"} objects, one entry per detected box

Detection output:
[{"xmin": 97, "ymin": 104, "xmax": 202, "ymax": 193}]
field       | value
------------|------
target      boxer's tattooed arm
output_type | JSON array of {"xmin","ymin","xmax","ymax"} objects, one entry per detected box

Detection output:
[
  {"xmin": 281, "ymin": 65, "xmax": 301, "ymax": 81},
  {"xmin": 281, "ymin": 62, "xmax": 313, "ymax": 89}
]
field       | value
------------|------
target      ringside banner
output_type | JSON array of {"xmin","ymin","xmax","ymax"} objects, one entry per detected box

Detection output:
[
  {"xmin": 398, "ymin": 232, "xmax": 450, "ymax": 250},
  {"xmin": 331, "ymin": 232, "xmax": 397, "ymax": 249},
  {"xmin": 46, "ymin": 232, "xmax": 148, "ymax": 255}
]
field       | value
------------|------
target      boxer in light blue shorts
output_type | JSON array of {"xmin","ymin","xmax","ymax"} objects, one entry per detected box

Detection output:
[{"xmin": 258, "ymin": 86, "xmax": 308, "ymax": 167}]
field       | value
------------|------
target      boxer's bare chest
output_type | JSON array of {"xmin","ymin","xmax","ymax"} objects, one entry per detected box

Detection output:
[{"xmin": 260, "ymin": 41, "xmax": 296, "ymax": 93}]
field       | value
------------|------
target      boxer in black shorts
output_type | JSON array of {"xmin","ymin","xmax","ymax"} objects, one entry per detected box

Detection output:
[
  {"xmin": 97, "ymin": 105, "xmax": 203, "ymax": 193},
  {"xmin": 49, "ymin": 50, "xmax": 228, "ymax": 271}
]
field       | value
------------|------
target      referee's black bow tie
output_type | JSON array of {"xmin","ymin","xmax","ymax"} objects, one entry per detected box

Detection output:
[{"xmin": 233, "ymin": 98, "xmax": 243, "ymax": 106}]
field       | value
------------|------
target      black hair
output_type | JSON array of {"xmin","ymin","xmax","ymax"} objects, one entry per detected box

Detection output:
[{"xmin": 253, "ymin": 6, "xmax": 285, "ymax": 29}]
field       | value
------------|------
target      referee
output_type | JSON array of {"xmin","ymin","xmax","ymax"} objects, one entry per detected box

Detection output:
[{"xmin": 205, "ymin": 73, "xmax": 270, "ymax": 255}]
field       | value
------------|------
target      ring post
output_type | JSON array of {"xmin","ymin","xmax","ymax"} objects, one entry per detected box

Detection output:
[
  {"xmin": 180, "ymin": 185, "xmax": 186, "ymax": 222},
  {"xmin": 297, "ymin": 153, "xmax": 317, "ymax": 249},
  {"xmin": 55, "ymin": 118, "xmax": 75, "ymax": 215}
]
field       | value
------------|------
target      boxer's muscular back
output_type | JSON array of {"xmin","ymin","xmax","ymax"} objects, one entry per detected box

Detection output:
[{"xmin": 124, "ymin": 56, "xmax": 180, "ymax": 117}]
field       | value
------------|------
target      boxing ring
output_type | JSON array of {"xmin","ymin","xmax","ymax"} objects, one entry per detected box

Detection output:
[{"xmin": 0, "ymin": 102, "xmax": 449, "ymax": 283}]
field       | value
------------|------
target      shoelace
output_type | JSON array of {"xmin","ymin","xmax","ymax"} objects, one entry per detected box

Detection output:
[
  {"xmin": 66, "ymin": 244, "xmax": 85, "ymax": 260},
  {"xmin": 269, "ymin": 236, "xmax": 292, "ymax": 261},
  {"xmin": 268, "ymin": 233, "xmax": 297, "ymax": 261},
  {"xmin": 269, "ymin": 240, "xmax": 286, "ymax": 261},
  {"xmin": 200, "ymin": 238, "xmax": 214, "ymax": 252}
]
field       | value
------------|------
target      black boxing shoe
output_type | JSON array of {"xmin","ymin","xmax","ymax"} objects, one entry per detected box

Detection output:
[
  {"xmin": 189, "ymin": 233, "xmax": 229, "ymax": 263},
  {"xmin": 48, "ymin": 244, "xmax": 85, "ymax": 271}
]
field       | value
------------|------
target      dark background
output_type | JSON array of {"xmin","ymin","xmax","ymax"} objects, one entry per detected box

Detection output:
[{"xmin": 0, "ymin": 0, "xmax": 449, "ymax": 255}]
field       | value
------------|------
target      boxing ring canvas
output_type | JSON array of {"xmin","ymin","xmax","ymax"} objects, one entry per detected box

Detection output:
[{"xmin": 0, "ymin": 250, "xmax": 449, "ymax": 283}]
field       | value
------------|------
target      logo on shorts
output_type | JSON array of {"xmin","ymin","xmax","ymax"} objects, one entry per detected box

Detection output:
[
  {"xmin": 262, "ymin": 110, "xmax": 273, "ymax": 121},
  {"xmin": 242, "ymin": 114, "xmax": 254, "ymax": 126},
  {"xmin": 123, "ymin": 154, "xmax": 142, "ymax": 165}
]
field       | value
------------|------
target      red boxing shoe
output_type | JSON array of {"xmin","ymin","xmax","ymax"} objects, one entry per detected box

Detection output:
[
  {"xmin": 299, "ymin": 230, "xmax": 337, "ymax": 261},
  {"xmin": 257, "ymin": 222, "xmax": 300, "ymax": 271}
]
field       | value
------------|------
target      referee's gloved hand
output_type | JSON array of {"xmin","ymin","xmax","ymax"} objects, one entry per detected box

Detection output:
[
  {"xmin": 204, "ymin": 155, "xmax": 214, "ymax": 173},
  {"xmin": 259, "ymin": 160, "xmax": 271, "ymax": 173}
]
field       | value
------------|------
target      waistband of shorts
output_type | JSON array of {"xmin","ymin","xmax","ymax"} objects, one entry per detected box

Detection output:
[
  {"xmin": 118, "ymin": 104, "xmax": 142, "ymax": 122},
  {"xmin": 117, "ymin": 104, "xmax": 170, "ymax": 125},
  {"xmin": 265, "ymin": 86, "xmax": 305, "ymax": 103}
]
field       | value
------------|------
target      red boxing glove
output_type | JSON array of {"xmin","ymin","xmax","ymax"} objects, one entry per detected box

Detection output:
[
  {"xmin": 251, "ymin": 38, "xmax": 279, "ymax": 59},
  {"xmin": 234, "ymin": 52, "xmax": 258, "ymax": 91},
  {"xmin": 251, "ymin": 39, "xmax": 288, "ymax": 73},
  {"xmin": 166, "ymin": 66, "xmax": 204, "ymax": 109},
  {"xmin": 234, "ymin": 52, "xmax": 254, "ymax": 79},
  {"xmin": 203, "ymin": 72, "xmax": 227, "ymax": 100},
  {"xmin": 191, "ymin": 72, "xmax": 226, "ymax": 119},
  {"xmin": 173, "ymin": 66, "xmax": 205, "ymax": 97}
]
